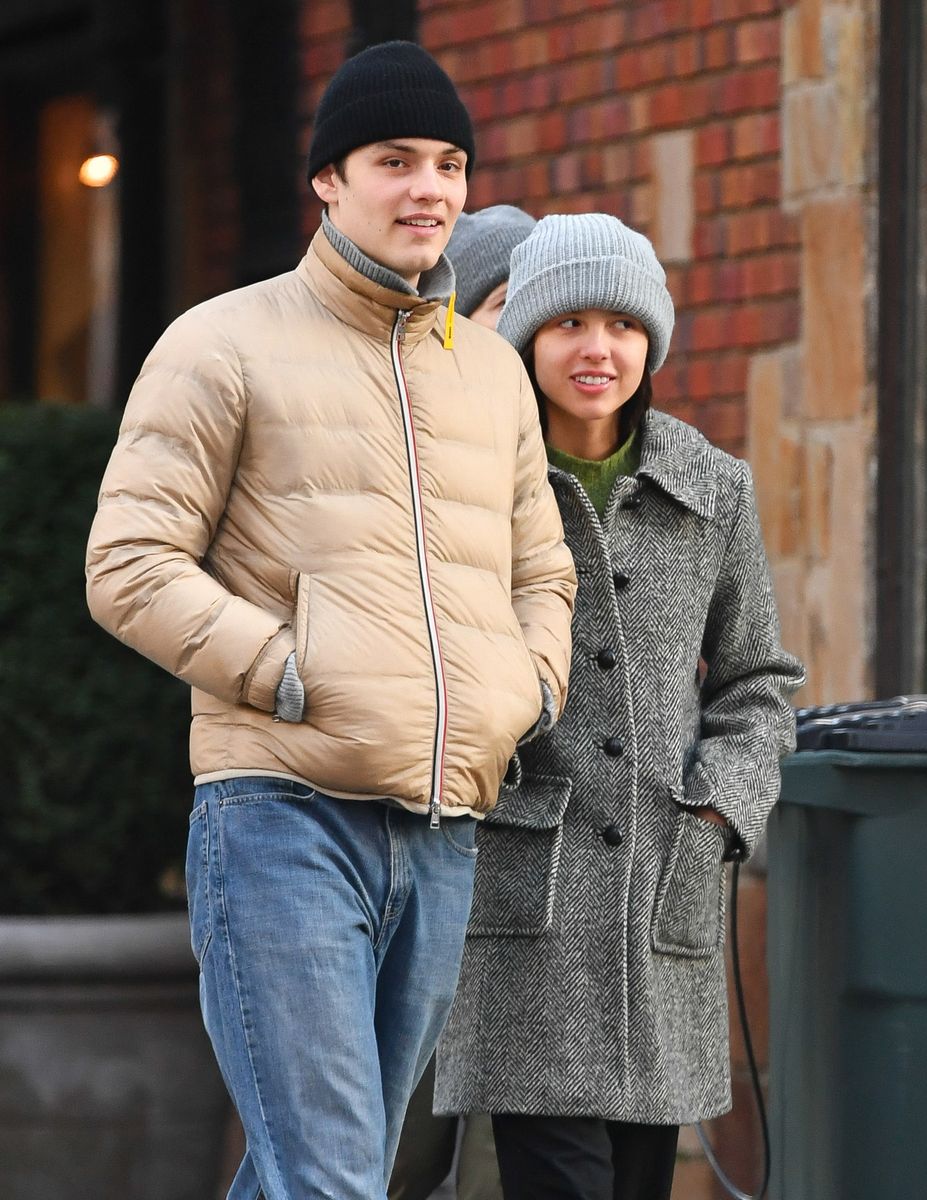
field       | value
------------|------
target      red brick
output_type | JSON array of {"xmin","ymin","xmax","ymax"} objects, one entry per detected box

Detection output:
[
  {"xmin": 712, "ymin": 64, "xmax": 780, "ymax": 115},
  {"xmin": 306, "ymin": 0, "xmax": 347, "ymax": 37},
  {"xmin": 693, "ymin": 217, "xmax": 726, "ymax": 259},
  {"xmin": 650, "ymin": 79, "xmax": 712, "ymax": 127},
  {"xmin": 596, "ymin": 188, "xmax": 634, "ymax": 222},
  {"xmin": 684, "ymin": 354, "xmax": 749, "ymax": 398},
  {"xmin": 420, "ymin": 10, "xmax": 453, "ymax": 44},
  {"xmin": 671, "ymin": 32, "xmax": 704, "ymax": 77},
  {"xmin": 614, "ymin": 47, "xmax": 645, "ymax": 90},
  {"xmin": 732, "ymin": 112, "xmax": 781, "ymax": 159},
  {"xmin": 553, "ymin": 152, "xmax": 583, "ymax": 193},
  {"xmin": 743, "ymin": 251, "xmax": 800, "ymax": 297},
  {"xmin": 547, "ymin": 25, "xmax": 575, "ymax": 63},
  {"xmin": 630, "ymin": 0, "xmax": 672, "ymax": 41},
  {"xmin": 664, "ymin": 264, "xmax": 687, "ymax": 304},
  {"xmin": 727, "ymin": 0, "xmax": 779, "ymax": 14},
  {"xmin": 703, "ymin": 25, "xmax": 735, "ymax": 69},
  {"xmin": 505, "ymin": 114, "xmax": 540, "ymax": 158},
  {"xmin": 700, "ymin": 397, "xmax": 747, "ymax": 445},
  {"xmin": 555, "ymin": 59, "xmax": 609, "ymax": 104},
  {"xmin": 511, "ymin": 27, "xmax": 549, "ymax": 71},
  {"xmin": 697, "ymin": 125, "xmax": 733, "ymax": 167},
  {"xmin": 573, "ymin": 9, "xmax": 629, "ymax": 54},
  {"xmin": 688, "ymin": 262, "xmax": 716, "ymax": 304},
  {"xmin": 523, "ymin": 159, "xmax": 552, "ymax": 199},
  {"xmin": 690, "ymin": 309, "xmax": 731, "ymax": 352},
  {"xmin": 695, "ymin": 170, "xmax": 721, "ymax": 216},
  {"xmin": 725, "ymin": 209, "xmax": 770, "ymax": 255},
  {"xmin": 539, "ymin": 110, "xmax": 569, "ymax": 153},
  {"xmin": 638, "ymin": 41, "xmax": 673, "ymax": 87},
  {"xmin": 736, "ymin": 16, "xmax": 781, "ymax": 64},
  {"xmin": 466, "ymin": 82, "xmax": 498, "ymax": 122},
  {"xmin": 719, "ymin": 161, "xmax": 781, "ymax": 208},
  {"xmin": 690, "ymin": 0, "xmax": 715, "ymax": 30},
  {"xmin": 526, "ymin": 71, "xmax": 558, "ymax": 110},
  {"xmin": 478, "ymin": 122, "xmax": 509, "ymax": 165},
  {"xmin": 302, "ymin": 39, "xmax": 343, "ymax": 77}
]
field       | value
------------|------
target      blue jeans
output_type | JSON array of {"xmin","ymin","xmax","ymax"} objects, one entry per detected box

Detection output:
[{"xmin": 186, "ymin": 777, "xmax": 478, "ymax": 1200}]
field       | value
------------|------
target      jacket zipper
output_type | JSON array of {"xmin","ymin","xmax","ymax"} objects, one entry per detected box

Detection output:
[{"xmin": 390, "ymin": 308, "xmax": 449, "ymax": 828}]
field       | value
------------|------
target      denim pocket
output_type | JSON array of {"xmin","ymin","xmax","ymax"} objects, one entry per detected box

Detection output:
[
  {"xmin": 467, "ymin": 775, "xmax": 571, "ymax": 937},
  {"xmin": 441, "ymin": 817, "xmax": 478, "ymax": 858},
  {"xmin": 651, "ymin": 807, "xmax": 726, "ymax": 959},
  {"xmin": 185, "ymin": 801, "xmax": 212, "ymax": 965},
  {"xmin": 216, "ymin": 778, "xmax": 318, "ymax": 807}
]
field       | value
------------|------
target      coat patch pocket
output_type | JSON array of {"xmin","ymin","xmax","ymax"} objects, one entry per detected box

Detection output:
[
  {"xmin": 467, "ymin": 774, "xmax": 571, "ymax": 938},
  {"xmin": 651, "ymin": 808, "xmax": 726, "ymax": 959}
]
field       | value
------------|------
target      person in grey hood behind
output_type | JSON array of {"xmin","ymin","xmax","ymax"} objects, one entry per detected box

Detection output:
[
  {"xmin": 389, "ymin": 202, "xmax": 536, "ymax": 1200},
  {"xmin": 434, "ymin": 213, "xmax": 805, "ymax": 1200},
  {"xmin": 446, "ymin": 204, "xmax": 537, "ymax": 328}
]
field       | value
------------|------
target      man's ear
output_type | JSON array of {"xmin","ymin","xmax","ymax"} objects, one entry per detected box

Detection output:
[{"xmin": 312, "ymin": 164, "xmax": 339, "ymax": 205}]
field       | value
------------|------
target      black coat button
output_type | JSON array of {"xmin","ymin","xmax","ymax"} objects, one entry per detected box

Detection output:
[
  {"xmin": 603, "ymin": 737, "xmax": 624, "ymax": 757},
  {"xmin": 602, "ymin": 824, "xmax": 623, "ymax": 847},
  {"xmin": 597, "ymin": 648, "xmax": 617, "ymax": 670},
  {"xmin": 613, "ymin": 570, "xmax": 631, "ymax": 591},
  {"xmin": 622, "ymin": 490, "xmax": 643, "ymax": 510}
]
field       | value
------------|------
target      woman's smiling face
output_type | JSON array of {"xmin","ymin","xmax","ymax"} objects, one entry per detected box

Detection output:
[{"xmin": 533, "ymin": 309, "xmax": 649, "ymax": 450}]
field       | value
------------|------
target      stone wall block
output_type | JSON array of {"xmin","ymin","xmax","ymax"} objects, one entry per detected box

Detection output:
[
  {"xmin": 804, "ymin": 435, "xmax": 833, "ymax": 562},
  {"xmin": 651, "ymin": 130, "xmax": 694, "ymax": 263},
  {"xmin": 835, "ymin": 8, "xmax": 865, "ymax": 186},
  {"xmin": 801, "ymin": 199, "xmax": 865, "ymax": 419},
  {"xmin": 782, "ymin": 82, "xmax": 841, "ymax": 201},
  {"xmin": 782, "ymin": 0, "xmax": 824, "ymax": 85},
  {"xmin": 771, "ymin": 560, "xmax": 811, "ymax": 695}
]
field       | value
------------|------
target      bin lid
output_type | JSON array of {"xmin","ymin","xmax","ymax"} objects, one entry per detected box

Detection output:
[
  {"xmin": 781, "ymin": 749, "xmax": 927, "ymax": 814},
  {"xmin": 795, "ymin": 696, "xmax": 927, "ymax": 752}
]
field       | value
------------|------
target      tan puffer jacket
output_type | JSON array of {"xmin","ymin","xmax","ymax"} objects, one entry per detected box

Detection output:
[{"xmin": 86, "ymin": 229, "xmax": 576, "ymax": 818}]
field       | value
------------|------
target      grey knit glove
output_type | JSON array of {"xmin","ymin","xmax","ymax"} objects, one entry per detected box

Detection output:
[
  {"xmin": 518, "ymin": 679, "xmax": 556, "ymax": 745},
  {"xmin": 274, "ymin": 652, "xmax": 305, "ymax": 722}
]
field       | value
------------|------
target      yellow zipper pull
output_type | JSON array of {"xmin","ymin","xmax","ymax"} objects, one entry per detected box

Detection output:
[{"xmin": 443, "ymin": 291, "xmax": 456, "ymax": 350}]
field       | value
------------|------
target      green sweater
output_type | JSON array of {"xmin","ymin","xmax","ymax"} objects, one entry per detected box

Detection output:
[{"xmin": 547, "ymin": 430, "xmax": 641, "ymax": 518}]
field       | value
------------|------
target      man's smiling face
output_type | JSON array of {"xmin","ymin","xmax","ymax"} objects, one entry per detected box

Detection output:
[{"xmin": 313, "ymin": 138, "xmax": 468, "ymax": 287}]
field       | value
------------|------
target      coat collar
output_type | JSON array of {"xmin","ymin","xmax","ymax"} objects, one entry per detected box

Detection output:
[
  {"xmin": 295, "ymin": 227, "xmax": 445, "ymax": 348},
  {"xmin": 635, "ymin": 409, "xmax": 719, "ymax": 519}
]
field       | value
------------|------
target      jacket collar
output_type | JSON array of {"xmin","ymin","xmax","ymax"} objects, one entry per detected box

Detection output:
[
  {"xmin": 295, "ymin": 226, "xmax": 447, "ymax": 347},
  {"xmin": 635, "ymin": 409, "xmax": 718, "ymax": 518}
]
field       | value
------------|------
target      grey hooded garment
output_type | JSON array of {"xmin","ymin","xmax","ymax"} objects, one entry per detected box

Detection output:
[{"xmin": 435, "ymin": 408, "xmax": 805, "ymax": 1125}]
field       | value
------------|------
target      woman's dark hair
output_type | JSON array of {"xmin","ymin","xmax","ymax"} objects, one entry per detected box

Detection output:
[{"xmin": 523, "ymin": 345, "xmax": 652, "ymax": 445}]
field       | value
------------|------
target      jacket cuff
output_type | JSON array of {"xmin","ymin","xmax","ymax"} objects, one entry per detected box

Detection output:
[
  {"xmin": 274, "ymin": 652, "xmax": 305, "ymax": 722},
  {"xmin": 243, "ymin": 627, "xmax": 297, "ymax": 712},
  {"xmin": 517, "ymin": 679, "xmax": 557, "ymax": 746}
]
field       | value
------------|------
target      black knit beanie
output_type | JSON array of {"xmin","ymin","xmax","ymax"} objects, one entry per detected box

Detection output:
[{"xmin": 307, "ymin": 41, "xmax": 475, "ymax": 183}]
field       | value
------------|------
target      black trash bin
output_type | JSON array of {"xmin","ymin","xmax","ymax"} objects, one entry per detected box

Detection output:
[{"xmin": 767, "ymin": 702, "xmax": 927, "ymax": 1200}]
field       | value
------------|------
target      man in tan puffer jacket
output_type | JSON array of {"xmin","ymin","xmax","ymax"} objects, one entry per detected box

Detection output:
[{"xmin": 85, "ymin": 41, "xmax": 575, "ymax": 1200}]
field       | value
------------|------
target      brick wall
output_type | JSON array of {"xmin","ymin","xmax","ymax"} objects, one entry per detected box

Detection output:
[{"xmin": 299, "ymin": 0, "xmax": 800, "ymax": 462}]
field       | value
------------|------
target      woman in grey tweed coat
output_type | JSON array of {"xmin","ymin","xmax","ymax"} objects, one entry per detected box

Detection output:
[{"xmin": 434, "ymin": 214, "xmax": 805, "ymax": 1199}]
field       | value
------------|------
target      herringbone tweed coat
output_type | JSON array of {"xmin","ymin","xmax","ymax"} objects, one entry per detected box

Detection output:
[{"xmin": 435, "ymin": 408, "xmax": 805, "ymax": 1125}]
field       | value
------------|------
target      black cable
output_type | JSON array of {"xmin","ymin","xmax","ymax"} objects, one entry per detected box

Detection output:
[{"xmin": 695, "ymin": 857, "xmax": 771, "ymax": 1200}]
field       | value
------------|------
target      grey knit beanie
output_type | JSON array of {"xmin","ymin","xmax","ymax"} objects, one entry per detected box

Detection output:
[
  {"xmin": 497, "ymin": 213, "xmax": 675, "ymax": 371},
  {"xmin": 446, "ymin": 205, "xmax": 537, "ymax": 316}
]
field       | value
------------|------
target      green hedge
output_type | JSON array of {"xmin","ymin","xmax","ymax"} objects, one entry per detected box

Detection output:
[{"xmin": 0, "ymin": 403, "xmax": 192, "ymax": 914}]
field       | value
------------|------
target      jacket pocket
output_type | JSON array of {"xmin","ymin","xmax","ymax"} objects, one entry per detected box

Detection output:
[
  {"xmin": 185, "ymin": 802, "xmax": 212, "ymax": 965},
  {"xmin": 294, "ymin": 572, "xmax": 312, "ymax": 676},
  {"xmin": 651, "ymin": 806, "xmax": 726, "ymax": 959},
  {"xmin": 467, "ymin": 774, "xmax": 572, "ymax": 937}
]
